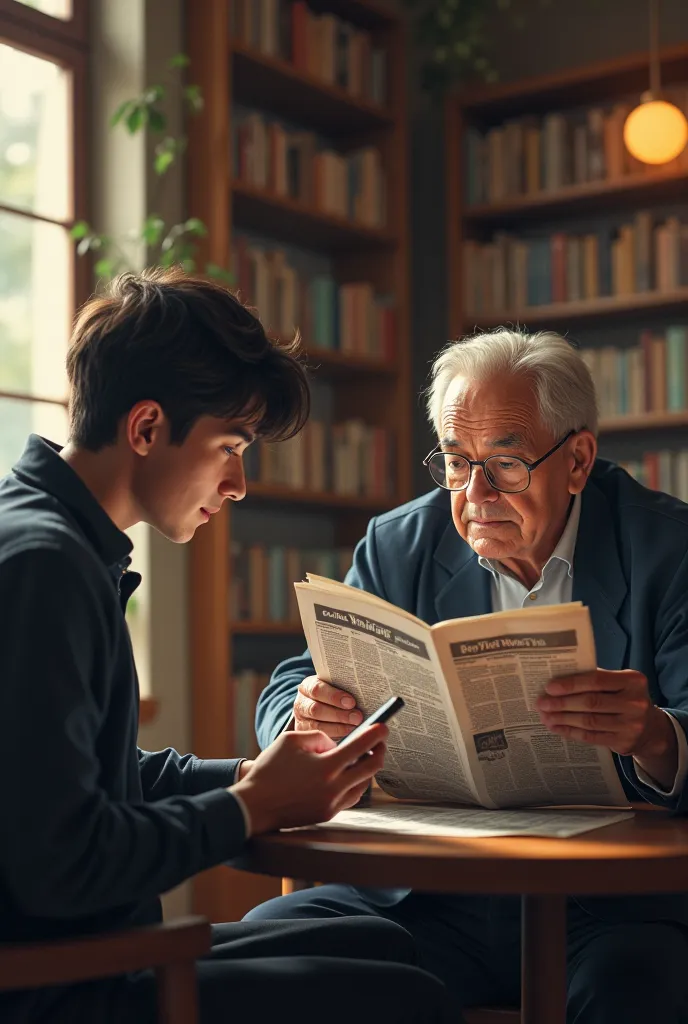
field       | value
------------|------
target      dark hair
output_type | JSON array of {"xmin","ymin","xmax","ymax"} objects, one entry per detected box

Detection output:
[{"xmin": 66, "ymin": 266, "xmax": 310, "ymax": 450}]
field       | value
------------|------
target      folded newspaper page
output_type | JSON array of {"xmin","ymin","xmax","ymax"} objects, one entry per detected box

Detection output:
[
  {"xmin": 295, "ymin": 575, "xmax": 629, "ymax": 810},
  {"xmin": 313, "ymin": 802, "xmax": 633, "ymax": 839}
]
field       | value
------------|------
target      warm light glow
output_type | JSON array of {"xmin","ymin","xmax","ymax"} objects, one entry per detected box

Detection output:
[{"xmin": 623, "ymin": 99, "xmax": 688, "ymax": 165}]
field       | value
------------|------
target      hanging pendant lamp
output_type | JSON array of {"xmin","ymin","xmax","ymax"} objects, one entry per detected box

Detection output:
[{"xmin": 623, "ymin": 0, "xmax": 688, "ymax": 165}]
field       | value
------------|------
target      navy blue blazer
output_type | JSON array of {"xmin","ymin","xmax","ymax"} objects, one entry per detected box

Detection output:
[
  {"xmin": 257, "ymin": 458, "xmax": 688, "ymax": 919},
  {"xmin": 258, "ymin": 458, "xmax": 688, "ymax": 816}
]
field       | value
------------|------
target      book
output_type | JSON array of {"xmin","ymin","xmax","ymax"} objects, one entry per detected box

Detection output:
[
  {"xmin": 463, "ymin": 214, "xmax": 688, "ymax": 315},
  {"xmin": 579, "ymin": 325, "xmax": 688, "ymax": 422},
  {"xmin": 295, "ymin": 575, "xmax": 629, "ymax": 810}
]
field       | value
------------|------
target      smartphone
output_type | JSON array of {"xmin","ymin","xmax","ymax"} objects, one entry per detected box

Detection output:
[{"xmin": 337, "ymin": 695, "xmax": 405, "ymax": 748}]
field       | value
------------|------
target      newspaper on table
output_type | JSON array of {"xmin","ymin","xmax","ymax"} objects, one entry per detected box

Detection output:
[
  {"xmin": 295, "ymin": 575, "xmax": 629, "ymax": 811},
  {"xmin": 312, "ymin": 802, "xmax": 632, "ymax": 839}
]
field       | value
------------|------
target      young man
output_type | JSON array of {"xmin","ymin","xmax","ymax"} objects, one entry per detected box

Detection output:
[{"xmin": 0, "ymin": 268, "xmax": 453, "ymax": 1024}]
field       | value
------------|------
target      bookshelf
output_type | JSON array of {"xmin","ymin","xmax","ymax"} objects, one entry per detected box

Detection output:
[
  {"xmin": 470, "ymin": 288, "xmax": 688, "ymax": 329},
  {"xmin": 232, "ymin": 181, "xmax": 397, "ymax": 249},
  {"xmin": 446, "ymin": 44, "xmax": 688, "ymax": 499},
  {"xmin": 186, "ymin": 0, "xmax": 410, "ymax": 922}
]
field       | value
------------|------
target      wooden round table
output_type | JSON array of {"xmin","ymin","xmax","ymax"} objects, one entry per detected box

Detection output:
[{"xmin": 234, "ymin": 804, "xmax": 688, "ymax": 1024}]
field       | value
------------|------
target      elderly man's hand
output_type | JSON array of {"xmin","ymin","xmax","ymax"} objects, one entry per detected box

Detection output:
[
  {"xmin": 293, "ymin": 675, "xmax": 363, "ymax": 739},
  {"xmin": 536, "ymin": 668, "xmax": 678, "ymax": 790}
]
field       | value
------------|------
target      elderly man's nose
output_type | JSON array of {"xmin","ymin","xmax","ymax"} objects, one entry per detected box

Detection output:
[{"xmin": 466, "ymin": 464, "xmax": 498, "ymax": 500}]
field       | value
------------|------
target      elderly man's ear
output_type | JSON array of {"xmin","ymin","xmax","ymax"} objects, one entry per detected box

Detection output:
[{"xmin": 569, "ymin": 431, "xmax": 597, "ymax": 493}]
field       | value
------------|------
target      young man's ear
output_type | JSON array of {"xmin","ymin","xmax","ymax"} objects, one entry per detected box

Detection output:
[{"xmin": 127, "ymin": 401, "xmax": 167, "ymax": 456}]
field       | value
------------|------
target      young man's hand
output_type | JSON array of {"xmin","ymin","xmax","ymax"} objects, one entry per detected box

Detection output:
[
  {"xmin": 229, "ymin": 724, "xmax": 387, "ymax": 836},
  {"xmin": 293, "ymin": 674, "xmax": 362, "ymax": 739}
]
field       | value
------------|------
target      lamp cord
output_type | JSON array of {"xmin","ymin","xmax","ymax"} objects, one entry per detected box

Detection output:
[{"xmin": 649, "ymin": 0, "xmax": 660, "ymax": 96}]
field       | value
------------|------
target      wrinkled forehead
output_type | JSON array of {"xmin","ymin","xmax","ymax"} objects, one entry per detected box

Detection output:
[{"xmin": 439, "ymin": 374, "xmax": 546, "ymax": 447}]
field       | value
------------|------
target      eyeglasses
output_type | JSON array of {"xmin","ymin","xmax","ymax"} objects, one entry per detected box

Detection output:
[{"xmin": 423, "ymin": 430, "xmax": 576, "ymax": 494}]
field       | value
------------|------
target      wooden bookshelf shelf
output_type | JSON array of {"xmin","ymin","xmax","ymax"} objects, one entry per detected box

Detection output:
[
  {"xmin": 464, "ymin": 169, "xmax": 688, "ymax": 227},
  {"xmin": 188, "ymin": 0, "xmax": 410, "ymax": 925},
  {"xmin": 232, "ymin": 44, "xmax": 394, "ymax": 135},
  {"xmin": 232, "ymin": 181, "xmax": 396, "ymax": 253},
  {"xmin": 234, "ymin": 621, "xmax": 304, "ymax": 635},
  {"xmin": 458, "ymin": 43, "xmax": 688, "ymax": 122},
  {"xmin": 304, "ymin": 348, "xmax": 397, "ymax": 377},
  {"xmin": 246, "ymin": 481, "xmax": 396, "ymax": 511},
  {"xmin": 447, "ymin": 45, "xmax": 688, "ymax": 343},
  {"xmin": 468, "ymin": 288, "xmax": 688, "ymax": 329},
  {"xmin": 599, "ymin": 411, "xmax": 688, "ymax": 433}
]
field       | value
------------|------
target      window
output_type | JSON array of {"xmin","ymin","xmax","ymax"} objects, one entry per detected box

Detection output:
[
  {"xmin": 14, "ymin": 0, "xmax": 72, "ymax": 19},
  {"xmin": 0, "ymin": 0, "xmax": 87, "ymax": 473}
]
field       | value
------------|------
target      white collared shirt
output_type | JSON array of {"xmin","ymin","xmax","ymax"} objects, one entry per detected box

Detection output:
[{"xmin": 477, "ymin": 494, "xmax": 687, "ymax": 798}]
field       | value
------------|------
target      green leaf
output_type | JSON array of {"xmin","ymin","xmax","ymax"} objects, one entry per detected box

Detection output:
[
  {"xmin": 110, "ymin": 99, "xmax": 133, "ymax": 128},
  {"xmin": 184, "ymin": 84, "xmax": 204, "ymax": 113},
  {"xmin": 181, "ymin": 258, "xmax": 196, "ymax": 273},
  {"xmin": 144, "ymin": 85, "xmax": 165, "ymax": 105},
  {"xmin": 142, "ymin": 215, "xmax": 165, "ymax": 245},
  {"xmin": 148, "ymin": 109, "xmax": 167, "ymax": 133},
  {"xmin": 169, "ymin": 53, "xmax": 190, "ymax": 69},
  {"xmin": 206, "ymin": 263, "xmax": 235, "ymax": 284},
  {"xmin": 184, "ymin": 217, "xmax": 207, "ymax": 237},
  {"xmin": 155, "ymin": 150, "xmax": 174, "ymax": 175},
  {"xmin": 70, "ymin": 220, "xmax": 91, "ymax": 240},
  {"xmin": 159, "ymin": 249, "xmax": 176, "ymax": 267},
  {"xmin": 125, "ymin": 105, "xmax": 145, "ymax": 134},
  {"xmin": 154, "ymin": 136, "xmax": 177, "ymax": 175},
  {"xmin": 76, "ymin": 236, "xmax": 94, "ymax": 256},
  {"xmin": 95, "ymin": 258, "xmax": 116, "ymax": 279}
]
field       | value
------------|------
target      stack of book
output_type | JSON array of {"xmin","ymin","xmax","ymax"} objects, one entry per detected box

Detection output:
[
  {"xmin": 232, "ymin": 236, "xmax": 396, "ymax": 360},
  {"xmin": 243, "ymin": 420, "xmax": 394, "ymax": 499},
  {"xmin": 231, "ymin": 0, "xmax": 387, "ymax": 107},
  {"xmin": 620, "ymin": 451, "xmax": 688, "ymax": 502},
  {"xmin": 463, "ymin": 213, "xmax": 688, "ymax": 313},
  {"xmin": 230, "ymin": 543, "xmax": 354, "ymax": 623},
  {"xmin": 580, "ymin": 326, "xmax": 688, "ymax": 418},
  {"xmin": 233, "ymin": 110, "xmax": 386, "ymax": 227},
  {"xmin": 464, "ymin": 88, "xmax": 688, "ymax": 205}
]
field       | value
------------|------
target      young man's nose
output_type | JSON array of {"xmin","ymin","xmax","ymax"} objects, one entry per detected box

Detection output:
[{"xmin": 220, "ymin": 460, "xmax": 247, "ymax": 502}]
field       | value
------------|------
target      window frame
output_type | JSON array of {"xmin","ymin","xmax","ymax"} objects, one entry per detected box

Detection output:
[
  {"xmin": 0, "ymin": 0, "xmax": 89, "ymax": 414},
  {"xmin": 0, "ymin": 0, "xmax": 88, "ymax": 51}
]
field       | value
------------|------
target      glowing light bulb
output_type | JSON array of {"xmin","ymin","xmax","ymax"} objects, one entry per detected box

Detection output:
[{"xmin": 623, "ymin": 98, "xmax": 688, "ymax": 165}]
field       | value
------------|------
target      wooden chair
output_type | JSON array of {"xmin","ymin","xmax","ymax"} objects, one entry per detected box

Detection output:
[
  {"xmin": 282, "ymin": 880, "xmax": 520, "ymax": 1024},
  {"xmin": 0, "ymin": 915, "xmax": 211, "ymax": 1024}
]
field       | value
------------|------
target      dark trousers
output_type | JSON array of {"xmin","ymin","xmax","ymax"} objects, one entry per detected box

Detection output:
[
  {"xmin": 244, "ymin": 886, "xmax": 688, "ymax": 1024},
  {"xmin": 10, "ymin": 917, "xmax": 454, "ymax": 1024}
]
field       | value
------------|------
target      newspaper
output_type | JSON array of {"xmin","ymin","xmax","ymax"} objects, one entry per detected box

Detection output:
[
  {"xmin": 295, "ymin": 575, "xmax": 629, "ymax": 810},
  {"xmin": 313, "ymin": 802, "xmax": 633, "ymax": 839}
]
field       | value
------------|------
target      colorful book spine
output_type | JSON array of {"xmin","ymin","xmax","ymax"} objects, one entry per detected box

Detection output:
[
  {"xmin": 464, "ymin": 215, "xmax": 688, "ymax": 315},
  {"xmin": 242, "ymin": 419, "xmax": 395, "ymax": 498},
  {"xmin": 463, "ymin": 86, "xmax": 688, "ymax": 205},
  {"xmin": 233, "ymin": 110, "xmax": 387, "ymax": 227},
  {"xmin": 232, "ymin": 236, "xmax": 396, "ymax": 361},
  {"xmin": 580, "ymin": 326, "xmax": 688, "ymax": 419},
  {"xmin": 231, "ymin": 544, "xmax": 355, "ymax": 623}
]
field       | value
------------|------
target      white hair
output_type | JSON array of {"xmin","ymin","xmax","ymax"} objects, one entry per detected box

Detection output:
[{"xmin": 426, "ymin": 328, "xmax": 598, "ymax": 439}]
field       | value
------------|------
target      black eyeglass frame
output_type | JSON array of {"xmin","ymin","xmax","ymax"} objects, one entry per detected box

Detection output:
[{"xmin": 422, "ymin": 429, "xmax": 577, "ymax": 494}]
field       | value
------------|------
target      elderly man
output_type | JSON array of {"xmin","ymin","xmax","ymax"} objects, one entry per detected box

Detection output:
[{"xmin": 247, "ymin": 328, "xmax": 688, "ymax": 1024}]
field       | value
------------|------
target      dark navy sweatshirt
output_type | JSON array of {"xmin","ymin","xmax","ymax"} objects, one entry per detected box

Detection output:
[{"xmin": 0, "ymin": 436, "xmax": 246, "ymax": 962}]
